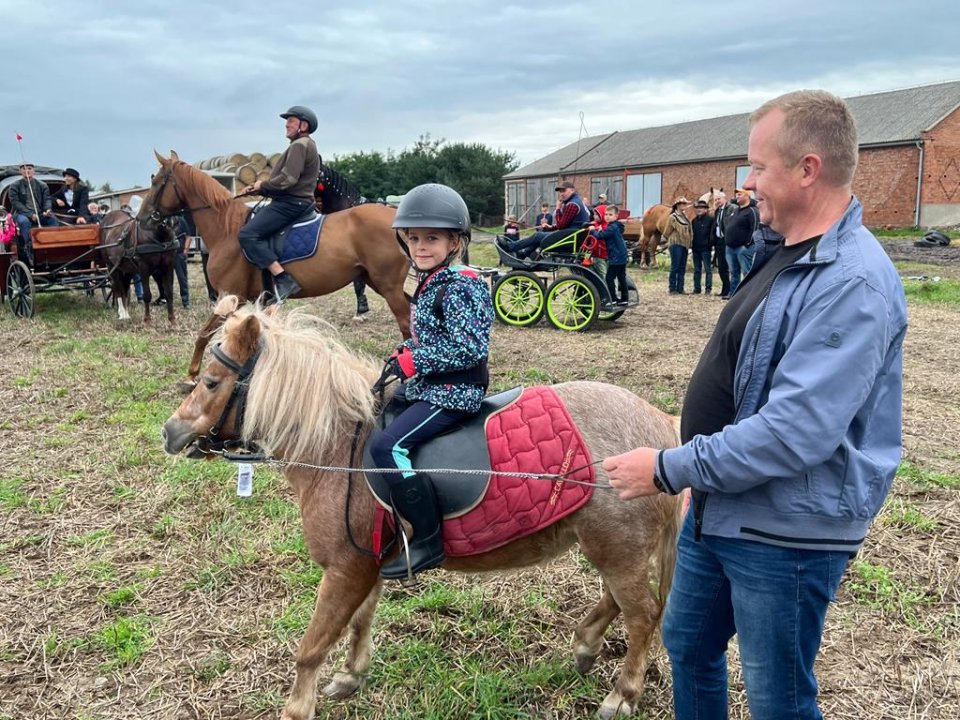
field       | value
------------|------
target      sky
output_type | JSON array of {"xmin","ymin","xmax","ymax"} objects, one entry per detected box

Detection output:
[{"xmin": 2, "ymin": 0, "xmax": 958, "ymax": 190}]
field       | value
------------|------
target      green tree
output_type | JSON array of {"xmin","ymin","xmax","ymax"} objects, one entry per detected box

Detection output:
[
  {"xmin": 436, "ymin": 142, "xmax": 519, "ymax": 223},
  {"xmin": 98, "ymin": 182, "xmax": 113, "ymax": 193}
]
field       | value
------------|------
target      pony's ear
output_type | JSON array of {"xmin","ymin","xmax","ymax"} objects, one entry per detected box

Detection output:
[
  {"xmin": 170, "ymin": 150, "xmax": 180, "ymax": 161},
  {"xmin": 154, "ymin": 149, "xmax": 168, "ymax": 165},
  {"xmin": 234, "ymin": 315, "xmax": 262, "ymax": 359}
]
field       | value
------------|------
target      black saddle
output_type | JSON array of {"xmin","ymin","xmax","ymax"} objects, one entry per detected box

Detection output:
[{"xmin": 363, "ymin": 386, "xmax": 523, "ymax": 518}]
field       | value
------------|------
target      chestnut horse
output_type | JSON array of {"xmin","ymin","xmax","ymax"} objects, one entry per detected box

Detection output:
[
  {"xmin": 632, "ymin": 188, "xmax": 720, "ymax": 267},
  {"xmin": 138, "ymin": 151, "xmax": 411, "ymax": 382},
  {"xmin": 161, "ymin": 297, "xmax": 683, "ymax": 720},
  {"xmin": 98, "ymin": 210, "xmax": 177, "ymax": 323}
]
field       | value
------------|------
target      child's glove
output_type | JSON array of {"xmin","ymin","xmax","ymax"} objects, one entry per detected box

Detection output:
[{"xmin": 386, "ymin": 346, "xmax": 416, "ymax": 380}]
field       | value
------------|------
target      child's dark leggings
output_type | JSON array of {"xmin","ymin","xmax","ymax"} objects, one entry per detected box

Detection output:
[
  {"xmin": 606, "ymin": 263, "xmax": 628, "ymax": 302},
  {"xmin": 368, "ymin": 401, "xmax": 470, "ymax": 485}
]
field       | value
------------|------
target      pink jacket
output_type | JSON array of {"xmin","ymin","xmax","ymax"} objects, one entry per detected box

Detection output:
[{"xmin": 0, "ymin": 214, "xmax": 16, "ymax": 248}]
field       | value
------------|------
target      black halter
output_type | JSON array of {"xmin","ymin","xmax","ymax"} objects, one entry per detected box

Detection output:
[{"xmin": 193, "ymin": 340, "xmax": 264, "ymax": 458}]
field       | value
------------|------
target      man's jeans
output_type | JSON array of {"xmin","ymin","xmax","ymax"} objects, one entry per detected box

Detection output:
[
  {"xmin": 725, "ymin": 243, "xmax": 756, "ymax": 295},
  {"xmin": 14, "ymin": 212, "xmax": 57, "ymax": 263},
  {"xmin": 691, "ymin": 248, "xmax": 712, "ymax": 293},
  {"xmin": 662, "ymin": 514, "xmax": 850, "ymax": 720}
]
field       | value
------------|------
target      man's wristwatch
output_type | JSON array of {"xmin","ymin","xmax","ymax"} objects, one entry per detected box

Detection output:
[{"xmin": 652, "ymin": 472, "xmax": 667, "ymax": 494}]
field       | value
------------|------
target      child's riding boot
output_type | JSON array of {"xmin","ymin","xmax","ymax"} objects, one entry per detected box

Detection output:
[{"xmin": 380, "ymin": 473, "xmax": 445, "ymax": 581}]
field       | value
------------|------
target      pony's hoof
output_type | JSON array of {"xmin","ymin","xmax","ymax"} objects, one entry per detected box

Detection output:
[
  {"xmin": 351, "ymin": 314, "xmax": 367, "ymax": 324},
  {"xmin": 175, "ymin": 379, "xmax": 198, "ymax": 395},
  {"xmin": 575, "ymin": 650, "xmax": 598, "ymax": 674},
  {"xmin": 598, "ymin": 689, "xmax": 637, "ymax": 718},
  {"xmin": 322, "ymin": 671, "xmax": 363, "ymax": 699}
]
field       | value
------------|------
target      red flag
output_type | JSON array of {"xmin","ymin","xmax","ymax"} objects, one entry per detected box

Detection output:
[{"xmin": 16, "ymin": 133, "xmax": 22, "ymax": 141}]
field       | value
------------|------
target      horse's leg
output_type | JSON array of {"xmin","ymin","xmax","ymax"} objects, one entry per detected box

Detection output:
[
  {"xmin": 157, "ymin": 263, "xmax": 176, "ymax": 325},
  {"xmin": 594, "ymin": 565, "xmax": 661, "ymax": 719},
  {"xmin": 185, "ymin": 312, "xmax": 227, "ymax": 383},
  {"xmin": 352, "ymin": 276, "xmax": 369, "ymax": 320},
  {"xmin": 321, "ymin": 581, "xmax": 382, "ymax": 699},
  {"xmin": 374, "ymin": 283, "xmax": 411, "ymax": 339},
  {"xmin": 282, "ymin": 568, "xmax": 379, "ymax": 720},
  {"xmin": 573, "ymin": 586, "xmax": 621, "ymax": 674}
]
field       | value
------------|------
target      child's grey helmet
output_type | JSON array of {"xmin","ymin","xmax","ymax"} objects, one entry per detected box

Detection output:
[
  {"xmin": 392, "ymin": 184, "xmax": 471, "ymax": 240},
  {"xmin": 280, "ymin": 106, "xmax": 318, "ymax": 134}
]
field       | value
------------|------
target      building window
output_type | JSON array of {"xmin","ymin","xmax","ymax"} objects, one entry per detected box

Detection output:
[
  {"xmin": 590, "ymin": 175, "xmax": 623, "ymax": 205},
  {"xmin": 736, "ymin": 165, "xmax": 750, "ymax": 189},
  {"xmin": 625, "ymin": 173, "xmax": 662, "ymax": 217}
]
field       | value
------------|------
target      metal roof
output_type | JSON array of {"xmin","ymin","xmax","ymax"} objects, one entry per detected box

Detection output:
[{"xmin": 505, "ymin": 80, "xmax": 960, "ymax": 179}]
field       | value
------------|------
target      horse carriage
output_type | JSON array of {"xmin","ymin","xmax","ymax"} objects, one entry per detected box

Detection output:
[
  {"xmin": 486, "ymin": 227, "xmax": 639, "ymax": 331},
  {"xmin": 1, "ymin": 223, "xmax": 112, "ymax": 318}
]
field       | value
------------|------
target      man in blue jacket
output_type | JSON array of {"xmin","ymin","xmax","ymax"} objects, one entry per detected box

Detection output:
[{"xmin": 604, "ymin": 90, "xmax": 907, "ymax": 720}]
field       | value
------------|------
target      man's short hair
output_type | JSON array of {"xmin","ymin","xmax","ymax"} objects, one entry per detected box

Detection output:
[{"xmin": 750, "ymin": 90, "xmax": 858, "ymax": 187}]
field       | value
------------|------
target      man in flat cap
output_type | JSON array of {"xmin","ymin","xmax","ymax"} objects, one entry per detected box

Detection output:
[
  {"xmin": 500, "ymin": 180, "xmax": 590, "ymax": 260},
  {"xmin": 52, "ymin": 167, "xmax": 92, "ymax": 224},
  {"xmin": 9, "ymin": 163, "xmax": 57, "ymax": 266}
]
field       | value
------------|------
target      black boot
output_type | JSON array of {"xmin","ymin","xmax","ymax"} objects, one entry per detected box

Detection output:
[
  {"xmin": 380, "ymin": 473, "xmax": 445, "ymax": 581},
  {"xmin": 273, "ymin": 271, "xmax": 301, "ymax": 301}
]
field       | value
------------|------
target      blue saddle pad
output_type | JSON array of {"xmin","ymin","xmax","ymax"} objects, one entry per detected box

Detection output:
[{"xmin": 278, "ymin": 213, "xmax": 325, "ymax": 264}]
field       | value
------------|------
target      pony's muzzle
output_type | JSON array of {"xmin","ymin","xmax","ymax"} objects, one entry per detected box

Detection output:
[{"xmin": 162, "ymin": 417, "xmax": 198, "ymax": 455}]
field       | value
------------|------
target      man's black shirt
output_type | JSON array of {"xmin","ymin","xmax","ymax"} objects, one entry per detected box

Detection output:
[{"xmin": 680, "ymin": 235, "xmax": 820, "ymax": 444}]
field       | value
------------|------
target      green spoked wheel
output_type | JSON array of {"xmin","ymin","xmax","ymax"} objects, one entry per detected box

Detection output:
[
  {"xmin": 492, "ymin": 271, "xmax": 546, "ymax": 327},
  {"xmin": 599, "ymin": 276, "xmax": 640, "ymax": 321},
  {"xmin": 545, "ymin": 275, "xmax": 600, "ymax": 331},
  {"xmin": 6, "ymin": 261, "xmax": 35, "ymax": 318}
]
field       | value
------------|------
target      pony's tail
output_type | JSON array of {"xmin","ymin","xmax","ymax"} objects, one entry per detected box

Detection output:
[{"xmin": 654, "ymin": 493, "xmax": 684, "ymax": 619}]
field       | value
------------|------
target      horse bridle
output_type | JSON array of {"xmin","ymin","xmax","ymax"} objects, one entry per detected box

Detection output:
[
  {"xmin": 147, "ymin": 161, "xmax": 213, "ymax": 222},
  {"xmin": 192, "ymin": 340, "xmax": 264, "ymax": 458}
]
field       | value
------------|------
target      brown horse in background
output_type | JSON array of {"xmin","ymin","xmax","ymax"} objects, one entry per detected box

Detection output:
[
  {"xmin": 138, "ymin": 151, "xmax": 411, "ymax": 382},
  {"xmin": 632, "ymin": 188, "xmax": 720, "ymax": 267},
  {"xmin": 98, "ymin": 210, "xmax": 177, "ymax": 324},
  {"xmin": 161, "ymin": 297, "xmax": 683, "ymax": 720}
]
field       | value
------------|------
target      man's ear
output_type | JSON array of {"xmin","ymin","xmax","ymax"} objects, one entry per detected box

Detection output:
[{"xmin": 799, "ymin": 153, "xmax": 823, "ymax": 187}]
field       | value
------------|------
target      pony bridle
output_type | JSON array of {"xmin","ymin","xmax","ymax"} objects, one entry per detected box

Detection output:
[
  {"xmin": 148, "ymin": 162, "xmax": 211, "ymax": 222},
  {"xmin": 193, "ymin": 340, "xmax": 265, "ymax": 458}
]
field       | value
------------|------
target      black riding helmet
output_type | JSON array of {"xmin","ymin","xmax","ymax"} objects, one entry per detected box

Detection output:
[
  {"xmin": 392, "ymin": 183, "xmax": 471, "ymax": 238},
  {"xmin": 280, "ymin": 105, "xmax": 318, "ymax": 134}
]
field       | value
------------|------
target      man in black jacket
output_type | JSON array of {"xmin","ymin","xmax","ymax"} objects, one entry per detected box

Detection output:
[
  {"xmin": 9, "ymin": 163, "xmax": 58, "ymax": 266},
  {"xmin": 51, "ymin": 168, "xmax": 92, "ymax": 224},
  {"xmin": 723, "ymin": 188, "xmax": 759, "ymax": 295},
  {"xmin": 690, "ymin": 200, "xmax": 714, "ymax": 294}
]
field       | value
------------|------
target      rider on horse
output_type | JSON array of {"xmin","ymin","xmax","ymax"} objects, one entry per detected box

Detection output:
[{"xmin": 237, "ymin": 105, "xmax": 320, "ymax": 301}]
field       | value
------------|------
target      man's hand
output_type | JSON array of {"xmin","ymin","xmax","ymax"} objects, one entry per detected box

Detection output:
[
  {"xmin": 603, "ymin": 447, "xmax": 660, "ymax": 500},
  {"xmin": 77, "ymin": 217, "xmax": 87, "ymax": 224}
]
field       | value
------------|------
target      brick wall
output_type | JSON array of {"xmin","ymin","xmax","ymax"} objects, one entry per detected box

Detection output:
[
  {"xmin": 920, "ymin": 106, "xmax": 960, "ymax": 225},
  {"xmin": 853, "ymin": 147, "xmax": 919, "ymax": 226}
]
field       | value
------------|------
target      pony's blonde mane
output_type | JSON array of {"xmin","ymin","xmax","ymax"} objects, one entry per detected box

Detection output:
[{"xmin": 214, "ymin": 298, "xmax": 381, "ymax": 462}]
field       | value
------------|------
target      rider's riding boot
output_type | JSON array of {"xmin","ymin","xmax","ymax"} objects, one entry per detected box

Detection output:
[
  {"xmin": 273, "ymin": 271, "xmax": 301, "ymax": 301},
  {"xmin": 380, "ymin": 473, "xmax": 445, "ymax": 580}
]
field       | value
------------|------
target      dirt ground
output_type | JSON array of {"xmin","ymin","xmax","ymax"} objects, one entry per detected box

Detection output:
[{"xmin": 0, "ymin": 237, "xmax": 957, "ymax": 719}]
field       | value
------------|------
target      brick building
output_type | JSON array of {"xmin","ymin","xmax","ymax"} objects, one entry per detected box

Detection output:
[{"xmin": 503, "ymin": 81, "xmax": 960, "ymax": 228}]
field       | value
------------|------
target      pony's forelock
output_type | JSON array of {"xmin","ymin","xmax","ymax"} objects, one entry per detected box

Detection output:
[{"xmin": 214, "ymin": 299, "xmax": 381, "ymax": 461}]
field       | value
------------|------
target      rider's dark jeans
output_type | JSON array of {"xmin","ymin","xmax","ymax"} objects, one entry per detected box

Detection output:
[
  {"xmin": 237, "ymin": 197, "xmax": 313, "ymax": 270},
  {"xmin": 504, "ymin": 228, "xmax": 578, "ymax": 259},
  {"xmin": 14, "ymin": 212, "xmax": 57, "ymax": 263}
]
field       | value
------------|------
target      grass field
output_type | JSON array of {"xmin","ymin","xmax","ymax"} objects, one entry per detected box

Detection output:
[{"xmin": 0, "ymin": 239, "xmax": 957, "ymax": 719}]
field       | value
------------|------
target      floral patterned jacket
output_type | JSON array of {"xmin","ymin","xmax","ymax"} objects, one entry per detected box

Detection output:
[{"xmin": 401, "ymin": 265, "xmax": 494, "ymax": 413}]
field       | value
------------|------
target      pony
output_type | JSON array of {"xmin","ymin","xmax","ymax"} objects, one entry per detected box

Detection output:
[
  {"xmin": 315, "ymin": 164, "xmax": 371, "ymax": 320},
  {"xmin": 138, "ymin": 151, "xmax": 411, "ymax": 383},
  {"xmin": 98, "ymin": 210, "xmax": 178, "ymax": 323},
  {"xmin": 632, "ymin": 188, "xmax": 720, "ymax": 267},
  {"xmin": 161, "ymin": 297, "xmax": 683, "ymax": 720}
]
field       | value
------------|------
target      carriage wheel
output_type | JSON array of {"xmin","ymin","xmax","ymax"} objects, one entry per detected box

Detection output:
[
  {"xmin": 492, "ymin": 271, "xmax": 545, "ymax": 327},
  {"xmin": 6, "ymin": 261, "xmax": 35, "ymax": 318},
  {"xmin": 599, "ymin": 276, "xmax": 640, "ymax": 322},
  {"xmin": 545, "ymin": 275, "xmax": 599, "ymax": 332}
]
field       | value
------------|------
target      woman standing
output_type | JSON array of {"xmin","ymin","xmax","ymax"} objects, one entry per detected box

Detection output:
[{"xmin": 664, "ymin": 197, "xmax": 693, "ymax": 294}]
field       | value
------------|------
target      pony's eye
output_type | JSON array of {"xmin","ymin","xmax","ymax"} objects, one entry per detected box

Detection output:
[{"xmin": 202, "ymin": 377, "xmax": 220, "ymax": 391}]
